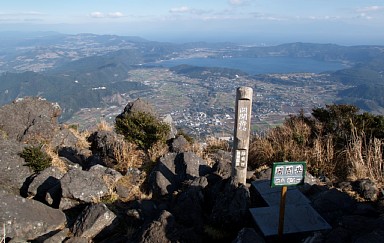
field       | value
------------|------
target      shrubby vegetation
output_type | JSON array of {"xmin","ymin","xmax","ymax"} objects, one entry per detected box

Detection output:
[
  {"xmin": 249, "ymin": 104, "xmax": 384, "ymax": 182},
  {"xmin": 115, "ymin": 111, "xmax": 170, "ymax": 150},
  {"xmin": 19, "ymin": 144, "xmax": 52, "ymax": 173}
]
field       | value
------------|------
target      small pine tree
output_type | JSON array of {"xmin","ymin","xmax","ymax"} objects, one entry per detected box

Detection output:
[{"xmin": 19, "ymin": 145, "xmax": 52, "ymax": 173}]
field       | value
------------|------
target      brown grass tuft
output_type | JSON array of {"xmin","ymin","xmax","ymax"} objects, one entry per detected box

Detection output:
[
  {"xmin": 115, "ymin": 175, "xmax": 152, "ymax": 201},
  {"xmin": 43, "ymin": 144, "xmax": 68, "ymax": 173},
  {"xmin": 113, "ymin": 140, "xmax": 145, "ymax": 175},
  {"xmin": 248, "ymin": 117, "xmax": 384, "ymax": 183},
  {"xmin": 147, "ymin": 140, "xmax": 169, "ymax": 163},
  {"xmin": 96, "ymin": 120, "xmax": 113, "ymax": 132}
]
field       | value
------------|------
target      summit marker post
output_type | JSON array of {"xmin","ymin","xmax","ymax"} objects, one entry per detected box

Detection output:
[{"xmin": 232, "ymin": 87, "xmax": 253, "ymax": 185}]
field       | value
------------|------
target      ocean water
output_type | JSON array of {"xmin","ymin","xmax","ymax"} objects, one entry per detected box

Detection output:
[{"xmin": 151, "ymin": 57, "xmax": 346, "ymax": 75}]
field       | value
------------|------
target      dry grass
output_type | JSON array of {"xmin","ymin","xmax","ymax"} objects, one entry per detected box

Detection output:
[
  {"xmin": 196, "ymin": 136, "xmax": 231, "ymax": 166},
  {"xmin": 345, "ymin": 128, "xmax": 383, "ymax": 182},
  {"xmin": 113, "ymin": 140, "xmax": 145, "ymax": 175},
  {"xmin": 115, "ymin": 175, "xmax": 152, "ymax": 201},
  {"xmin": 249, "ymin": 119, "xmax": 311, "ymax": 169},
  {"xmin": 96, "ymin": 120, "xmax": 114, "ymax": 132},
  {"xmin": 147, "ymin": 140, "xmax": 169, "ymax": 163},
  {"xmin": 248, "ymin": 118, "xmax": 384, "ymax": 183},
  {"xmin": 65, "ymin": 124, "xmax": 91, "ymax": 150},
  {"xmin": 42, "ymin": 143, "xmax": 68, "ymax": 173},
  {"xmin": 99, "ymin": 174, "xmax": 120, "ymax": 204}
]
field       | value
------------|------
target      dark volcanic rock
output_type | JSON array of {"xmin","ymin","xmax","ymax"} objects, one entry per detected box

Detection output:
[
  {"xmin": 232, "ymin": 228, "xmax": 266, "ymax": 243},
  {"xmin": 209, "ymin": 179, "xmax": 250, "ymax": 229},
  {"xmin": 27, "ymin": 166, "xmax": 65, "ymax": 202},
  {"xmin": 172, "ymin": 177, "xmax": 208, "ymax": 228},
  {"xmin": 0, "ymin": 97, "xmax": 61, "ymax": 143},
  {"xmin": 120, "ymin": 98, "xmax": 156, "ymax": 116},
  {"xmin": 0, "ymin": 189, "xmax": 66, "ymax": 241},
  {"xmin": 87, "ymin": 130, "xmax": 126, "ymax": 168},
  {"xmin": 211, "ymin": 150, "xmax": 232, "ymax": 179},
  {"xmin": 58, "ymin": 146, "xmax": 90, "ymax": 169},
  {"xmin": 60, "ymin": 167, "xmax": 109, "ymax": 203},
  {"xmin": 170, "ymin": 135, "xmax": 190, "ymax": 153},
  {"xmin": 137, "ymin": 210, "xmax": 202, "ymax": 243},
  {"xmin": 137, "ymin": 210, "xmax": 178, "ymax": 243},
  {"xmin": 0, "ymin": 139, "xmax": 32, "ymax": 194},
  {"xmin": 353, "ymin": 179, "xmax": 379, "ymax": 202},
  {"xmin": 312, "ymin": 188, "xmax": 357, "ymax": 225},
  {"xmin": 149, "ymin": 152, "xmax": 210, "ymax": 198},
  {"xmin": 50, "ymin": 126, "xmax": 80, "ymax": 149},
  {"xmin": 71, "ymin": 203, "xmax": 117, "ymax": 239}
]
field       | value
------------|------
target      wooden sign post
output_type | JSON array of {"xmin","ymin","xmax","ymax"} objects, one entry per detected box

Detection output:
[
  {"xmin": 232, "ymin": 87, "xmax": 253, "ymax": 185},
  {"xmin": 271, "ymin": 161, "xmax": 307, "ymax": 240}
]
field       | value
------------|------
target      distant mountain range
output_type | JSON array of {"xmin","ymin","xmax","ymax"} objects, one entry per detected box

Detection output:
[{"xmin": 0, "ymin": 32, "xmax": 383, "ymax": 121}]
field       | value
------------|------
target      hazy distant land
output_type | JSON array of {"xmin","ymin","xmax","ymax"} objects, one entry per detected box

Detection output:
[{"xmin": 0, "ymin": 32, "xmax": 383, "ymax": 138}]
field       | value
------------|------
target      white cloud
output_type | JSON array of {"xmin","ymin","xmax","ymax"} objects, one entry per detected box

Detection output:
[
  {"xmin": 90, "ymin": 12, "xmax": 104, "ymax": 18},
  {"xmin": 228, "ymin": 0, "xmax": 250, "ymax": 6},
  {"xmin": 90, "ymin": 11, "xmax": 125, "ymax": 19},
  {"xmin": 356, "ymin": 5, "xmax": 384, "ymax": 13},
  {"xmin": 169, "ymin": 6, "xmax": 209, "ymax": 16},
  {"xmin": 108, "ymin": 12, "xmax": 124, "ymax": 18},
  {"xmin": 169, "ymin": 6, "xmax": 191, "ymax": 14},
  {"xmin": 0, "ymin": 11, "xmax": 46, "ymax": 22}
]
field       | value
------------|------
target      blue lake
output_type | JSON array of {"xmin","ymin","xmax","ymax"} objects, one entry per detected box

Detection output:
[{"xmin": 149, "ymin": 57, "xmax": 347, "ymax": 75}]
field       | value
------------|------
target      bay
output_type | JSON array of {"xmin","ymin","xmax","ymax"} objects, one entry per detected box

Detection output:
[{"xmin": 149, "ymin": 56, "xmax": 346, "ymax": 75}]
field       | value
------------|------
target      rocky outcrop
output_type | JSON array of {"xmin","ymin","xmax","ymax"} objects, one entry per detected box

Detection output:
[
  {"xmin": 0, "ymin": 189, "xmax": 66, "ymax": 240},
  {"xmin": 170, "ymin": 135, "xmax": 191, "ymax": 153},
  {"xmin": 120, "ymin": 98, "xmax": 156, "ymax": 116},
  {"xmin": 88, "ymin": 130, "xmax": 126, "ymax": 168},
  {"xmin": 0, "ymin": 97, "xmax": 60, "ymax": 143},
  {"xmin": 71, "ymin": 203, "xmax": 117, "ymax": 239},
  {"xmin": 0, "ymin": 97, "xmax": 383, "ymax": 243},
  {"xmin": 0, "ymin": 138, "xmax": 31, "ymax": 194},
  {"xmin": 27, "ymin": 166, "xmax": 65, "ymax": 202},
  {"xmin": 149, "ymin": 152, "xmax": 211, "ymax": 198},
  {"xmin": 57, "ymin": 167, "xmax": 109, "ymax": 207}
]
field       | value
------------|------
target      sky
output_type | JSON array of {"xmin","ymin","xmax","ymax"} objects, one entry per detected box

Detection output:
[{"xmin": 0, "ymin": 0, "xmax": 383, "ymax": 45}]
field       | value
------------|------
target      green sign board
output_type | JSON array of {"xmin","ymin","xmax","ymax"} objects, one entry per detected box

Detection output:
[{"xmin": 271, "ymin": 161, "xmax": 306, "ymax": 187}]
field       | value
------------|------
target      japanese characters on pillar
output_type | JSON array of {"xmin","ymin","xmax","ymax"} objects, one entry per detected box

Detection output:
[{"xmin": 232, "ymin": 87, "xmax": 253, "ymax": 185}]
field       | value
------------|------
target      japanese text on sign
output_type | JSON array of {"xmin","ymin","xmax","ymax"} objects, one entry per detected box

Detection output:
[
  {"xmin": 235, "ymin": 149, "xmax": 247, "ymax": 167},
  {"xmin": 238, "ymin": 107, "xmax": 248, "ymax": 131},
  {"xmin": 271, "ymin": 162, "xmax": 306, "ymax": 187}
]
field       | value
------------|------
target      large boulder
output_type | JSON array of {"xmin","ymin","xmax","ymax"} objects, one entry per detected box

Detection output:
[
  {"xmin": 0, "ymin": 189, "xmax": 66, "ymax": 241},
  {"xmin": 136, "ymin": 209, "xmax": 202, "ymax": 243},
  {"xmin": 0, "ymin": 139, "xmax": 32, "ymax": 194},
  {"xmin": 27, "ymin": 166, "xmax": 65, "ymax": 202},
  {"xmin": 120, "ymin": 98, "xmax": 156, "ymax": 116},
  {"xmin": 209, "ymin": 179, "xmax": 250, "ymax": 229},
  {"xmin": 71, "ymin": 203, "xmax": 117, "ymax": 239},
  {"xmin": 50, "ymin": 126, "xmax": 80, "ymax": 149},
  {"xmin": 61, "ymin": 168, "xmax": 108, "ymax": 203},
  {"xmin": 312, "ymin": 188, "xmax": 357, "ymax": 225},
  {"xmin": 170, "ymin": 135, "xmax": 191, "ymax": 153},
  {"xmin": 172, "ymin": 177, "xmax": 208, "ymax": 229},
  {"xmin": 353, "ymin": 179, "xmax": 379, "ymax": 202},
  {"xmin": 0, "ymin": 97, "xmax": 61, "ymax": 143},
  {"xmin": 87, "ymin": 130, "xmax": 126, "ymax": 168},
  {"xmin": 149, "ymin": 152, "xmax": 210, "ymax": 198}
]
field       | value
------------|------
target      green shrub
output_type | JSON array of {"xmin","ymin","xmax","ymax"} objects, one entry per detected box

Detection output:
[
  {"xmin": 20, "ymin": 145, "xmax": 52, "ymax": 173},
  {"xmin": 115, "ymin": 111, "xmax": 170, "ymax": 150}
]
